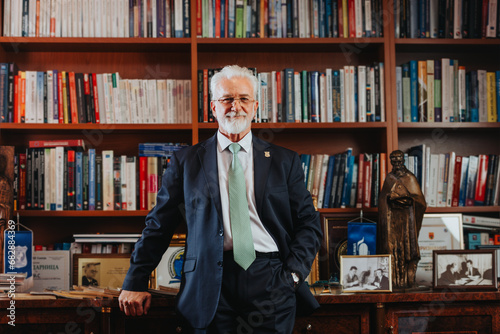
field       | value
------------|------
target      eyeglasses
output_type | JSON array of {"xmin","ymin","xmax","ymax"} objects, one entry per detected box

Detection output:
[{"xmin": 216, "ymin": 97, "xmax": 256, "ymax": 105}]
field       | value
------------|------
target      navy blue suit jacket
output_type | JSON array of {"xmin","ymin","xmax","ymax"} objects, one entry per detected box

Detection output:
[{"xmin": 122, "ymin": 133, "xmax": 322, "ymax": 329}]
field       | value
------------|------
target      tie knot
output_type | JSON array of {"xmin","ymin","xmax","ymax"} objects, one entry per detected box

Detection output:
[{"xmin": 229, "ymin": 142, "xmax": 241, "ymax": 155}]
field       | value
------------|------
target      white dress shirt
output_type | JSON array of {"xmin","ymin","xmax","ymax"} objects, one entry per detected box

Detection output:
[{"xmin": 217, "ymin": 130, "xmax": 279, "ymax": 253}]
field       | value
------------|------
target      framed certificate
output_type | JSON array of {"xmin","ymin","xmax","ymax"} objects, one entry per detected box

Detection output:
[{"xmin": 416, "ymin": 213, "xmax": 464, "ymax": 287}]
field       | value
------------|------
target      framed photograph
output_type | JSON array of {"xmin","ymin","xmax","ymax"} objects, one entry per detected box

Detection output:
[
  {"xmin": 319, "ymin": 213, "xmax": 377, "ymax": 282},
  {"xmin": 433, "ymin": 249, "xmax": 497, "ymax": 290},
  {"xmin": 73, "ymin": 254, "xmax": 131, "ymax": 289},
  {"xmin": 340, "ymin": 255, "xmax": 392, "ymax": 293},
  {"xmin": 153, "ymin": 243, "xmax": 185, "ymax": 289},
  {"xmin": 416, "ymin": 213, "xmax": 464, "ymax": 287}
]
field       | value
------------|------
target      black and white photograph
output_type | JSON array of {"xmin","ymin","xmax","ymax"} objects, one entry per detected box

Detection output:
[
  {"xmin": 433, "ymin": 249, "xmax": 498, "ymax": 290},
  {"xmin": 340, "ymin": 255, "xmax": 392, "ymax": 293}
]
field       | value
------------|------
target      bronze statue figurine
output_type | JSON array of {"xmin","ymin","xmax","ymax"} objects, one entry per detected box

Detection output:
[{"xmin": 378, "ymin": 150, "xmax": 427, "ymax": 290}]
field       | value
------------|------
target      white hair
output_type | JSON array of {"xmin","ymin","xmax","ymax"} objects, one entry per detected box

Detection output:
[{"xmin": 210, "ymin": 65, "xmax": 259, "ymax": 100}]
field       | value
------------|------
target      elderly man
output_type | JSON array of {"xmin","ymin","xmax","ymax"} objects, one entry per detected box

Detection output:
[{"xmin": 119, "ymin": 65, "xmax": 322, "ymax": 333}]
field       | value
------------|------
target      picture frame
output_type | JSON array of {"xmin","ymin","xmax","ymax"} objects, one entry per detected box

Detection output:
[
  {"xmin": 153, "ymin": 243, "xmax": 185, "ymax": 290},
  {"xmin": 416, "ymin": 213, "xmax": 464, "ymax": 287},
  {"xmin": 433, "ymin": 249, "xmax": 497, "ymax": 290},
  {"xmin": 73, "ymin": 254, "xmax": 131, "ymax": 289},
  {"xmin": 319, "ymin": 213, "xmax": 377, "ymax": 282},
  {"xmin": 340, "ymin": 255, "xmax": 392, "ymax": 293}
]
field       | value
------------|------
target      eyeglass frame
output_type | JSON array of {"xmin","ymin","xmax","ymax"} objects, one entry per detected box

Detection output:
[{"xmin": 214, "ymin": 96, "xmax": 257, "ymax": 105}]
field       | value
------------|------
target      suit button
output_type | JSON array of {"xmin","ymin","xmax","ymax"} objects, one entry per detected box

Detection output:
[
  {"xmin": 217, "ymin": 261, "xmax": 223, "ymax": 267},
  {"xmin": 219, "ymin": 230, "xmax": 223, "ymax": 236}
]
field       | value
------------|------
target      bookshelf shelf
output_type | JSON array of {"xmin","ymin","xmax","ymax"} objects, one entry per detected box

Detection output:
[
  {"xmin": 0, "ymin": 123, "xmax": 194, "ymax": 131},
  {"xmin": 395, "ymin": 38, "xmax": 500, "ymax": 45},
  {"xmin": 397, "ymin": 122, "xmax": 500, "ymax": 129},
  {"xmin": 15, "ymin": 210, "xmax": 149, "ymax": 217},
  {"xmin": 426, "ymin": 206, "xmax": 500, "ymax": 214}
]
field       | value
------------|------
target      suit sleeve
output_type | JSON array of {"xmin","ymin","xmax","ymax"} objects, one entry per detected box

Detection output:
[
  {"xmin": 122, "ymin": 152, "xmax": 185, "ymax": 291},
  {"xmin": 284, "ymin": 152, "xmax": 323, "ymax": 281}
]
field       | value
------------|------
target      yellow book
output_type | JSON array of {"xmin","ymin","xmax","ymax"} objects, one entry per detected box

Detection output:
[
  {"xmin": 61, "ymin": 71, "xmax": 69, "ymax": 123},
  {"xmin": 487, "ymin": 72, "xmax": 497, "ymax": 122},
  {"xmin": 418, "ymin": 61, "xmax": 428, "ymax": 122}
]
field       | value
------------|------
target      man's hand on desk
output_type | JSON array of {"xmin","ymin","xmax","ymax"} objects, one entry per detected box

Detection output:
[{"xmin": 119, "ymin": 290, "xmax": 152, "ymax": 316}]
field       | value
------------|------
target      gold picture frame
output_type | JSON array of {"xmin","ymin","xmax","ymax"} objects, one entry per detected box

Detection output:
[{"xmin": 73, "ymin": 253, "xmax": 131, "ymax": 289}]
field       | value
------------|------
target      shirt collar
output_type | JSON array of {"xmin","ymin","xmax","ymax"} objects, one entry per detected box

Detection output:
[{"xmin": 217, "ymin": 130, "xmax": 253, "ymax": 154}]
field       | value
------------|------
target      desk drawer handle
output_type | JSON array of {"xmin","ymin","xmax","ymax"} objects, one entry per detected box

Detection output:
[{"xmin": 306, "ymin": 324, "xmax": 312, "ymax": 331}]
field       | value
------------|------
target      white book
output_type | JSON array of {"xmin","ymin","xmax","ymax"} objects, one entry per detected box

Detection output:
[
  {"xmin": 78, "ymin": 0, "xmax": 83, "ymax": 37},
  {"xmin": 88, "ymin": 0, "xmax": 94, "ymax": 37},
  {"xmin": 355, "ymin": 0, "xmax": 362, "ymax": 37},
  {"xmin": 259, "ymin": 73, "xmax": 269, "ymax": 122},
  {"xmin": 82, "ymin": 0, "xmax": 89, "ymax": 37},
  {"xmin": 61, "ymin": 0, "xmax": 67, "ymax": 37},
  {"xmin": 176, "ymin": 80, "xmax": 183, "ymax": 123},
  {"xmin": 427, "ymin": 154, "xmax": 439, "ymax": 207},
  {"xmin": 364, "ymin": 0, "xmax": 372, "ymax": 37},
  {"xmin": 102, "ymin": 74, "xmax": 113, "ymax": 123},
  {"xmin": 369, "ymin": 67, "xmax": 376, "ymax": 122},
  {"xmin": 319, "ymin": 73, "xmax": 326, "ymax": 123},
  {"xmin": 184, "ymin": 79, "xmax": 191, "ymax": 123},
  {"xmin": 72, "ymin": 0, "xmax": 78, "ymax": 37},
  {"xmin": 427, "ymin": 60, "xmax": 435, "ymax": 122},
  {"xmin": 407, "ymin": 155, "xmax": 415, "ymax": 174},
  {"xmin": 339, "ymin": 68, "xmax": 345, "ymax": 122},
  {"xmin": 379, "ymin": 63, "xmax": 385, "ymax": 122},
  {"xmin": 3, "ymin": 0, "xmax": 10, "ymax": 36},
  {"xmin": 44, "ymin": 148, "xmax": 51, "ymax": 210},
  {"xmin": 124, "ymin": 0, "xmax": 130, "ymax": 37},
  {"xmin": 36, "ymin": 72, "xmax": 44, "ymax": 123},
  {"xmin": 156, "ymin": 80, "xmax": 166, "ymax": 123},
  {"xmin": 430, "ymin": 0, "xmax": 438, "ymax": 38},
  {"xmin": 102, "ymin": 150, "xmax": 114, "ymax": 211},
  {"xmin": 446, "ymin": 152, "xmax": 456, "ymax": 206},
  {"xmin": 135, "ymin": 79, "xmax": 145, "ymax": 123},
  {"xmin": 39, "ymin": 0, "xmax": 46, "ymax": 36},
  {"xmin": 9, "ymin": 0, "xmax": 17, "ymax": 37},
  {"xmin": 147, "ymin": 79, "xmax": 158, "ymax": 123},
  {"xmin": 152, "ymin": 0, "xmax": 157, "ymax": 37},
  {"xmin": 270, "ymin": 71, "xmax": 277, "ymax": 123},
  {"xmin": 112, "ymin": 73, "xmax": 122, "ymax": 123},
  {"xmin": 55, "ymin": 146, "xmax": 64, "ymax": 210},
  {"xmin": 441, "ymin": 58, "xmax": 450, "ymax": 122},
  {"xmin": 458, "ymin": 66, "xmax": 466, "ymax": 121},
  {"xmin": 358, "ymin": 65, "xmax": 367, "ymax": 122},
  {"xmin": 54, "ymin": 0, "xmax": 61, "ymax": 37},
  {"xmin": 166, "ymin": 79, "xmax": 175, "ymax": 124},
  {"xmin": 477, "ymin": 70, "xmax": 487, "ymax": 122},
  {"xmin": 46, "ymin": 71, "xmax": 55, "ymax": 123},
  {"xmin": 449, "ymin": 60, "xmax": 455, "ymax": 121},
  {"xmin": 298, "ymin": 0, "xmax": 305, "ymax": 37},
  {"xmin": 487, "ymin": 0, "xmax": 498, "ymax": 37},
  {"xmin": 424, "ymin": 146, "xmax": 431, "ymax": 199},
  {"xmin": 453, "ymin": 0, "xmax": 462, "ymax": 38},
  {"xmin": 126, "ymin": 156, "xmax": 136, "ymax": 210},
  {"xmin": 349, "ymin": 66, "xmax": 355, "ymax": 122},
  {"xmin": 29, "ymin": 0, "xmax": 36, "ymax": 37},
  {"xmin": 396, "ymin": 66, "xmax": 402, "ymax": 122},
  {"xmin": 95, "ymin": 74, "xmax": 106, "ymax": 124},
  {"xmin": 344, "ymin": 66, "xmax": 350, "ymax": 122},
  {"xmin": 175, "ymin": 0, "xmax": 183, "ymax": 36},
  {"xmin": 326, "ymin": 69, "xmax": 333, "ymax": 122},
  {"xmin": 463, "ymin": 215, "xmax": 500, "ymax": 228},
  {"xmin": 119, "ymin": 79, "xmax": 130, "ymax": 123},
  {"xmin": 437, "ymin": 153, "xmax": 446, "ymax": 207},
  {"xmin": 120, "ymin": 155, "xmax": 127, "ymax": 210},
  {"xmin": 316, "ymin": 154, "xmax": 329, "ymax": 209},
  {"xmin": 50, "ymin": 148, "xmax": 57, "ymax": 210},
  {"xmin": 294, "ymin": 72, "xmax": 301, "ymax": 123},
  {"xmin": 25, "ymin": 71, "xmax": 37, "ymax": 123},
  {"xmin": 129, "ymin": 79, "xmax": 140, "ymax": 123},
  {"xmin": 305, "ymin": 0, "xmax": 310, "ymax": 37},
  {"xmin": 140, "ymin": 80, "xmax": 151, "ymax": 123},
  {"xmin": 94, "ymin": 0, "xmax": 101, "ymax": 38}
]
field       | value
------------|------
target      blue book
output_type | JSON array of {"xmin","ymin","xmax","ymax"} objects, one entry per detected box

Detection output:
[
  {"xmin": 318, "ymin": 0, "xmax": 325, "ymax": 37},
  {"xmin": 410, "ymin": 60, "xmax": 418, "ymax": 122},
  {"xmin": 286, "ymin": 0, "xmax": 293, "ymax": 37},
  {"xmin": 36, "ymin": 71, "xmax": 44, "ymax": 123},
  {"xmin": 469, "ymin": 71, "xmax": 479, "ymax": 122},
  {"xmin": 182, "ymin": 0, "xmax": 190, "ymax": 37},
  {"xmin": 52, "ymin": 69, "xmax": 59, "ymax": 122},
  {"xmin": 228, "ymin": 0, "xmax": 236, "ymax": 37},
  {"xmin": 75, "ymin": 151, "xmax": 83, "ymax": 210},
  {"xmin": 310, "ymin": 71, "xmax": 320, "ymax": 122},
  {"xmin": 325, "ymin": 0, "xmax": 332, "ymax": 37},
  {"xmin": 284, "ymin": 68, "xmax": 295, "ymax": 122},
  {"xmin": 157, "ymin": 0, "xmax": 165, "ymax": 37},
  {"xmin": 89, "ymin": 149, "xmax": 96, "ymax": 210},
  {"xmin": 419, "ymin": 0, "xmax": 427, "ymax": 38},
  {"xmin": 130, "ymin": 0, "xmax": 135, "ymax": 37},
  {"xmin": 341, "ymin": 154, "xmax": 355, "ymax": 208},
  {"xmin": 0, "ymin": 63, "xmax": 8, "ymax": 122},
  {"xmin": 300, "ymin": 154, "xmax": 311, "ymax": 185},
  {"xmin": 221, "ymin": 0, "xmax": 226, "ymax": 37},
  {"xmin": 322, "ymin": 155, "xmax": 336, "ymax": 208},
  {"xmin": 332, "ymin": 70, "xmax": 341, "ymax": 122}
]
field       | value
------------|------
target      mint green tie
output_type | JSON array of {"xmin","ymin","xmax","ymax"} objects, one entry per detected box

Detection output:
[{"xmin": 228, "ymin": 143, "xmax": 256, "ymax": 270}]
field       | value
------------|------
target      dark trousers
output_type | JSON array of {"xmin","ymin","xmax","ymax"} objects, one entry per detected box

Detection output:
[{"xmin": 190, "ymin": 251, "xmax": 296, "ymax": 334}]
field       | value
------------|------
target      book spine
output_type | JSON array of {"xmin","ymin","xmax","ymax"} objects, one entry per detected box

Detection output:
[{"xmin": 75, "ymin": 151, "xmax": 83, "ymax": 210}]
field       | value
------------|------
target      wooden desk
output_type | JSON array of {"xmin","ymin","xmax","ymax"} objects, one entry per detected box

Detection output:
[{"xmin": 1, "ymin": 291, "xmax": 499, "ymax": 333}]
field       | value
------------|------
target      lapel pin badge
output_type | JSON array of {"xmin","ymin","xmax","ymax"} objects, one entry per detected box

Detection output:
[{"xmin": 265, "ymin": 151, "xmax": 270, "ymax": 158}]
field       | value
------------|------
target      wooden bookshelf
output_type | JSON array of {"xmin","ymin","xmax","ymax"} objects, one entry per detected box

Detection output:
[{"xmin": 0, "ymin": 0, "xmax": 499, "ymax": 246}]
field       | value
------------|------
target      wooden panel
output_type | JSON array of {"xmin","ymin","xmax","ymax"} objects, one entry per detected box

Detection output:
[{"xmin": 293, "ymin": 305, "xmax": 370, "ymax": 334}]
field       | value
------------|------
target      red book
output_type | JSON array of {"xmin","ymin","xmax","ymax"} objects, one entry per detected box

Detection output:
[
  {"xmin": 338, "ymin": 0, "xmax": 344, "ymax": 38},
  {"xmin": 29, "ymin": 139, "xmax": 86, "ymax": 149},
  {"xmin": 451, "ymin": 156, "xmax": 462, "ymax": 207},
  {"xmin": 18, "ymin": 153, "xmax": 27, "ymax": 210},
  {"xmin": 494, "ymin": 235, "xmax": 500, "ymax": 245},
  {"xmin": 215, "ymin": 0, "xmax": 221, "ymax": 38},
  {"xmin": 474, "ymin": 154, "xmax": 489, "ymax": 205},
  {"xmin": 139, "ymin": 156, "xmax": 148, "ymax": 210},
  {"xmin": 481, "ymin": 0, "xmax": 489, "ymax": 37},
  {"xmin": 379, "ymin": 152, "xmax": 387, "ymax": 191},
  {"xmin": 91, "ymin": 73, "xmax": 100, "ymax": 123},
  {"xmin": 68, "ymin": 72, "xmax": 79, "ymax": 124},
  {"xmin": 356, "ymin": 153, "xmax": 364, "ymax": 208},
  {"xmin": 348, "ymin": 0, "xmax": 356, "ymax": 38},
  {"xmin": 363, "ymin": 155, "xmax": 372, "ymax": 208},
  {"xmin": 67, "ymin": 150, "xmax": 76, "ymax": 210},
  {"xmin": 57, "ymin": 72, "xmax": 64, "ymax": 123},
  {"xmin": 196, "ymin": 0, "xmax": 202, "ymax": 37},
  {"xmin": 83, "ymin": 73, "xmax": 91, "ymax": 123}
]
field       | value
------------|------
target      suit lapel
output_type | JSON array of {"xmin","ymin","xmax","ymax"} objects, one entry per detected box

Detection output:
[
  {"xmin": 198, "ymin": 134, "xmax": 223, "ymax": 221},
  {"xmin": 253, "ymin": 136, "xmax": 271, "ymax": 216}
]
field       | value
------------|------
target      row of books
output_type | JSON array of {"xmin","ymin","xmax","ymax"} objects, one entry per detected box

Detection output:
[
  {"xmin": 466, "ymin": 231, "xmax": 500, "ymax": 249},
  {"xmin": 406, "ymin": 145, "xmax": 500, "ymax": 207},
  {"xmin": 3, "ymin": 0, "xmax": 191, "ymax": 38},
  {"xmin": 396, "ymin": 60, "xmax": 500, "ymax": 123},
  {"xmin": 394, "ymin": 0, "xmax": 500, "ymax": 39},
  {"xmin": 0, "ymin": 64, "xmax": 192, "ymax": 124},
  {"xmin": 12, "ymin": 141, "xmax": 188, "ymax": 211},
  {"xmin": 198, "ymin": 64, "xmax": 386, "ymax": 123},
  {"xmin": 196, "ymin": 0, "xmax": 384, "ymax": 38},
  {"xmin": 301, "ymin": 149, "xmax": 387, "ymax": 209}
]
